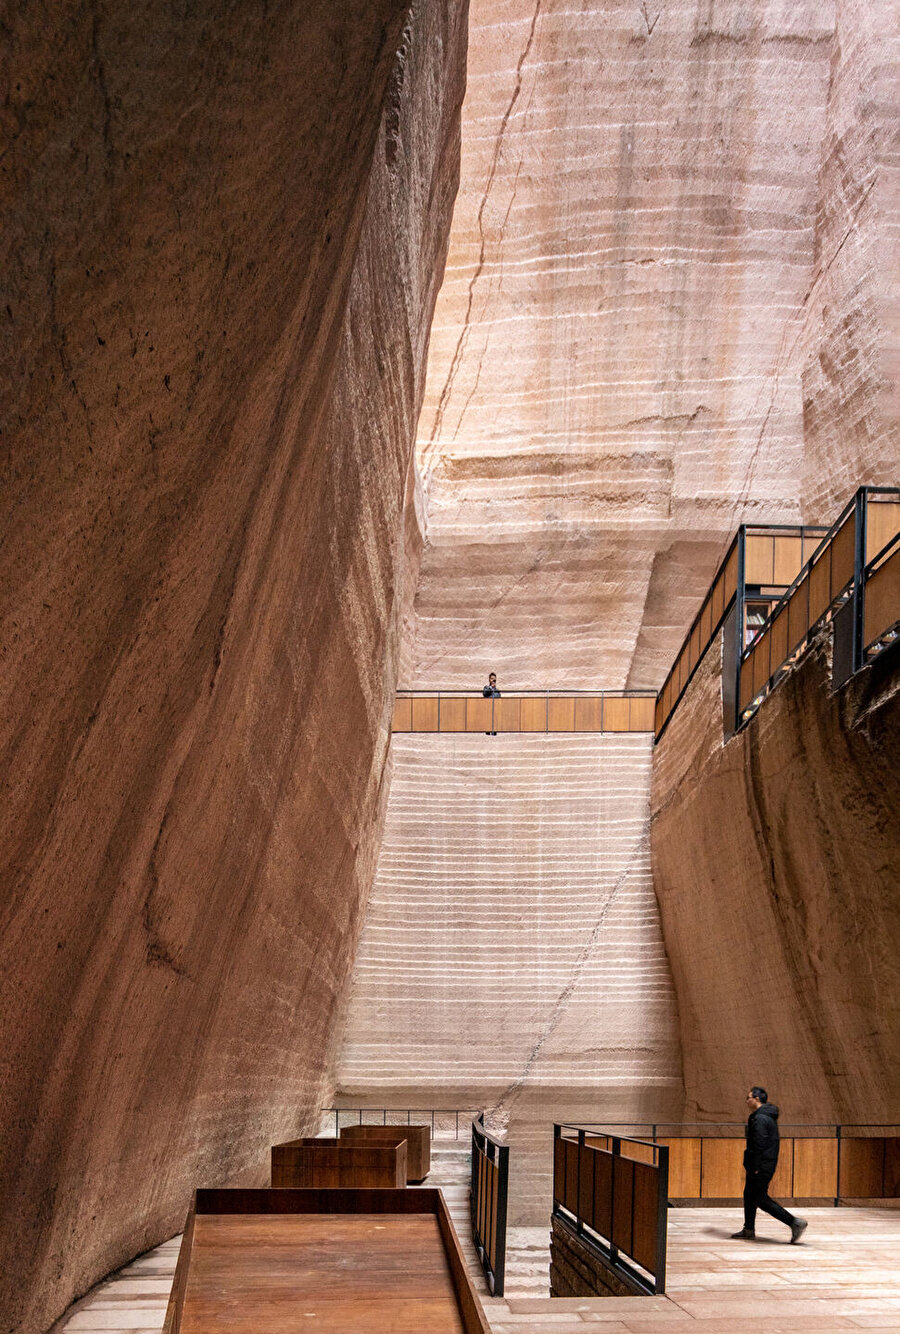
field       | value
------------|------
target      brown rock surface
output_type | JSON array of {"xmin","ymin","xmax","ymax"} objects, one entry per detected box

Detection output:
[
  {"xmin": 0, "ymin": 4, "xmax": 467, "ymax": 1331},
  {"xmin": 651, "ymin": 634, "xmax": 900, "ymax": 1123}
]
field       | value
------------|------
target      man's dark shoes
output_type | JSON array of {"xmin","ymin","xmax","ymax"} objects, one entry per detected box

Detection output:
[
  {"xmin": 730, "ymin": 1228, "xmax": 755, "ymax": 1239},
  {"xmin": 790, "ymin": 1218, "xmax": 808, "ymax": 1244}
]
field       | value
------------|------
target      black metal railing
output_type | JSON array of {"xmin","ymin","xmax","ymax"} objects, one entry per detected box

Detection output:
[
  {"xmin": 553, "ymin": 1124, "xmax": 669, "ymax": 1296},
  {"xmin": 321, "ymin": 1107, "xmax": 477, "ymax": 1140},
  {"xmin": 470, "ymin": 1114, "xmax": 509, "ymax": 1296}
]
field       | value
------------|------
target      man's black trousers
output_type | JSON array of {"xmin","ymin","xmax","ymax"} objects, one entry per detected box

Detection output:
[{"xmin": 743, "ymin": 1170, "xmax": 796, "ymax": 1230}]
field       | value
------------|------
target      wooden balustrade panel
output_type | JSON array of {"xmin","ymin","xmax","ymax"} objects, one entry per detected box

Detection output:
[
  {"xmin": 602, "ymin": 697, "xmax": 630, "ymax": 731},
  {"xmin": 520, "ymin": 697, "xmax": 547, "ymax": 731},
  {"xmin": 866, "ymin": 501, "xmax": 900, "ymax": 563},
  {"xmin": 786, "ymin": 575, "xmax": 809, "ymax": 655},
  {"xmin": 629, "ymin": 696, "xmax": 656, "ymax": 730},
  {"xmin": 574, "ymin": 697, "xmax": 603, "ymax": 731},
  {"xmin": 745, "ymin": 534, "xmax": 775, "ymax": 585},
  {"xmin": 863, "ymin": 546, "xmax": 899, "ymax": 649},
  {"xmin": 723, "ymin": 546, "xmax": 739, "ymax": 603},
  {"xmin": 612, "ymin": 1154, "xmax": 635, "ymax": 1256},
  {"xmin": 808, "ymin": 547, "xmax": 832, "ymax": 624},
  {"xmin": 773, "ymin": 535, "xmax": 804, "ymax": 586},
  {"xmin": 553, "ymin": 1136, "xmax": 566, "ymax": 1206},
  {"xmin": 658, "ymin": 1138, "xmax": 701, "ymax": 1198},
  {"xmin": 412, "ymin": 697, "xmax": 440, "ymax": 732},
  {"xmin": 590, "ymin": 1146, "xmax": 613, "ymax": 1240},
  {"xmin": 494, "ymin": 698, "xmax": 520, "ymax": 732},
  {"xmin": 840, "ymin": 1139, "xmax": 886, "ymax": 1197},
  {"xmin": 792, "ymin": 1139, "xmax": 837, "ymax": 1196},
  {"xmin": 700, "ymin": 598, "xmax": 713, "ymax": 648},
  {"xmin": 769, "ymin": 1138, "xmax": 793, "ymax": 1199},
  {"xmin": 752, "ymin": 629, "xmax": 771, "ymax": 696},
  {"xmin": 831, "ymin": 515, "xmax": 856, "ymax": 596},
  {"xmin": 577, "ymin": 1144, "xmax": 595, "ymax": 1224},
  {"xmin": 465, "ymin": 698, "xmax": 493, "ymax": 732},
  {"xmin": 884, "ymin": 1140, "xmax": 900, "ymax": 1197},
  {"xmin": 699, "ymin": 1139, "xmax": 745, "ymax": 1198},
  {"xmin": 547, "ymin": 696, "xmax": 575, "ymax": 730},
  {"xmin": 392, "ymin": 697, "xmax": 413, "ymax": 732},
  {"xmin": 340, "ymin": 1125, "xmax": 430, "ymax": 1182},
  {"xmin": 631, "ymin": 1160, "xmax": 660, "ymax": 1274},
  {"xmin": 271, "ymin": 1138, "xmax": 407, "ymax": 1189},
  {"xmin": 770, "ymin": 605, "xmax": 789, "ymax": 674},
  {"xmin": 440, "ymin": 698, "xmax": 467, "ymax": 732}
]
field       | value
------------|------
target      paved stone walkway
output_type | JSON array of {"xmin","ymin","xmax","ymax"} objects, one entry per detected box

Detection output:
[{"xmin": 56, "ymin": 1141, "xmax": 900, "ymax": 1332}]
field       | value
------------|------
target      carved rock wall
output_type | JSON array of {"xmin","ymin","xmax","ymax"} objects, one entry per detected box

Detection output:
[
  {"xmin": 800, "ymin": 0, "xmax": 900, "ymax": 517},
  {"xmin": 406, "ymin": 0, "xmax": 840, "ymax": 691},
  {"xmin": 335, "ymin": 732, "xmax": 683, "ymax": 1219},
  {"xmin": 0, "ymin": 4, "xmax": 467, "ymax": 1330},
  {"xmin": 651, "ymin": 636, "xmax": 900, "ymax": 1123}
]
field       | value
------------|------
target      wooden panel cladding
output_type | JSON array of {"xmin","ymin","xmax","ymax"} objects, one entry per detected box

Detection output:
[
  {"xmin": 465, "ymin": 697, "xmax": 493, "ymax": 732},
  {"xmin": 391, "ymin": 696, "xmax": 412, "ymax": 733},
  {"xmin": 494, "ymin": 698, "xmax": 521, "ymax": 732},
  {"xmin": 440, "ymin": 698, "xmax": 466, "ymax": 732},
  {"xmin": 745, "ymin": 534, "xmax": 775, "ymax": 585},
  {"xmin": 793, "ymin": 1139, "xmax": 837, "ymax": 1197},
  {"xmin": 786, "ymin": 573, "xmax": 810, "ymax": 655},
  {"xmin": 392, "ymin": 695, "xmax": 656, "ymax": 732},
  {"xmin": 339, "ymin": 1124, "xmax": 431, "ymax": 1183},
  {"xmin": 699, "ymin": 1138, "xmax": 744, "ymax": 1198},
  {"xmin": 547, "ymin": 696, "xmax": 575, "ymax": 730},
  {"xmin": 520, "ymin": 697, "xmax": 547, "ymax": 731},
  {"xmin": 863, "ymin": 546, "xmax": 899, "ymax": 650},
  {"xmin": 840, "ymin": 1139, "xmax": 886, "ymax": 1197},
  {"xmin": 808, "ymin": 546, "xmax": 832, "ymax": 624},
  {"xmin": 773, "ymin": 535, "xmax": 804, "ymax": 586},
  {"xmin": 830, "ymin": 513, "xmax": 856, "ymax": 595},
  {"xmin": 574, "ymin": 697, "xmax": 604, "ymax": 731},
  {"xmin": 271, "ymin": 1137, "xmax": 407, "ymax": 1189},
  {"xmin": 657, "ymin": 1138, "xmax": 701, "ymax": 1198},
  {"xmin": 631, "ymin": 1160, "xmax": 661, "ymax": 1274},
  {"xmin": 164, "ymin": 1188, "xmax": 489, "ymax": 1334},
  {"xmin": 866, "ymin": 500, "xmax": 900, "ymax": 563},
  {"xmin": 411, "ymin": 696, "xmax": 439, "ymax": 732}
]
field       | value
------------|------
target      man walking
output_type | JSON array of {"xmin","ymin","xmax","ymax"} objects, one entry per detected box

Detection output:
[{"xmin": 732, "ymin": 1087, "xmax": 808, "ymax": 1243}]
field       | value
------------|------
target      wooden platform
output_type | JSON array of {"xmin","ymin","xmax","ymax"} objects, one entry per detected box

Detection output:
[{"xmin": 162, "ymin": 1188, "xmax": 486, "ymax": 1334}]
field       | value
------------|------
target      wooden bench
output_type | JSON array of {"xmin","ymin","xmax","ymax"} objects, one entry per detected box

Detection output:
[
  {"xmin": 163, "ymin": 1187, "xmax": 488, "ymax": 1334},
  {"xmin": 339, "ymin": 1123, "xmax": 430, "ymax": 1182},
  {"xmin": 271, "ymin": 1136, "xmax": 407, "ymax": 1188}
]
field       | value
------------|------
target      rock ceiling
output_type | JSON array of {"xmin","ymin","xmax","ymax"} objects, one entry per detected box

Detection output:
[{"xmin": 407, "ymin": 0, "xmax": 841, "ymax": 689}]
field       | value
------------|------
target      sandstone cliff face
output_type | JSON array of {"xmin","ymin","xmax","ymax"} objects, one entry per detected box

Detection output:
[
  {"xmin": 406, "ymin": 0, "xmax": 839, "ymax": 690},
  {"xmin": 335, "ymin": 732, "xmax": 683, "ymax": 1219},
  {"xmin": 651, "ymin": 636, "xmax": 900, "ymax": 1123},
  {"xmin": 0, "ymin": 4, "xmax": 467, "ymax": 1331},
  {"xmin": 800, "ymin": 0, "xmax": 900, "ymax": 517}
]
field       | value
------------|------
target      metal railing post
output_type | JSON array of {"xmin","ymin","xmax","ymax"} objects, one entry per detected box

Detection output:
[
  {"xmin": 852, "ymin": 489, "xmax": 867, "ymax": 673},
  {"xmin": 609, "ymin": 1137, "xmax": 619, "ymax": 1267},
  {"xmin": 735, "ymin": 525, "xmax": 746, "ymax": 735},
  {"xmin": 655, "ymin": 1144, "xmax": 669, "ymax": 1294},
  {"xmin": 577, "ymin": 1129, "xmax": 585, "ymax": 1234}
]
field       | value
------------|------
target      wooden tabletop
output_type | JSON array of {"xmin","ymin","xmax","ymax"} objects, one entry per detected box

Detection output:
[{"xmin": 179, "ymin": 1212, "xmax": 466, "ymax": 1333}]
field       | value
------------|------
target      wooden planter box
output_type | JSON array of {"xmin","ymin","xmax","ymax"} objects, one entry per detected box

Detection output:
[
  {"xmin": 339, "ymin": 1123, "xmax": 431, "ymax": 1182},
  {"xmin": 271, "ymin": 1137, "xmax": 407, "ymax": 1189},
  {"xmin": 163, "ymin": 1187, "xmax": 488, "ymax": 1333}
]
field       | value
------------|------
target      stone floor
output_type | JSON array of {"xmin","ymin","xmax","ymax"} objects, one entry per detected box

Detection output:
[{"xmin": 55, "ymin": 1141, "xmax": 900, "ymax": 1333}]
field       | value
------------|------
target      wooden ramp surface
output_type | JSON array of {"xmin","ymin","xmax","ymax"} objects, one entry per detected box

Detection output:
[{"xmin": 179, "ymin": 1212, "xmax": 465, "ymax": 1333}]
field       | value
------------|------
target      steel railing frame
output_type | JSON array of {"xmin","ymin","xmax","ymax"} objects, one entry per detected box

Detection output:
[{"xmin": 470, "ymin": 1114, "xmax": 509, "ymax": 1297}]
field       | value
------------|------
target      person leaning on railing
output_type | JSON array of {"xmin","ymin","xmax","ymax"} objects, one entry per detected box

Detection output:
[{"xmin": 482, "ymin": 672, "xmax": 500, "ymax": 734}]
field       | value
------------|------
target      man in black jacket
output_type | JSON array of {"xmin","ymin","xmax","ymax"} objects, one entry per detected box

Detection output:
[{"xmin": 731, "ymin": 1087, "xmax": 808, "ymax": 1242}]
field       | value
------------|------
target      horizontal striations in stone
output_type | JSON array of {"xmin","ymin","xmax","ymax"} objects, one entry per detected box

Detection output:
[
  {"xmin": 405, "ymin": 0, "xmax": 845, "ymax": 689},
  {"xmin": 335, "ymin": 734, "xmax": 681, "ymax": 1095}
]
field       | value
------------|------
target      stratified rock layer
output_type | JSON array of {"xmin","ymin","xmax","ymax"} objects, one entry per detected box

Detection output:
[
  {"xmin": 335, "ymin": 732, "xmax": 683, "ymax": 1217},
  {"xmin": 404, "ymin": 0, "xmax": 899, "ymax": 691},
  {"xmin": 0, "ymin": 4, "xmax": 467, "ymax": 1330},
  {"xmin": 651, "ymin": 637, "xmax": 900, "ymax": 1123}
]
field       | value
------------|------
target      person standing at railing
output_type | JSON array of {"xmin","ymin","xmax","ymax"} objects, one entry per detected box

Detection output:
[
  {"xmin": 482, "ymin": 672, "xmax": 500, "ymax": 735},
  {"xmin": 732, "ymin": 1087, "xmax": 808, "ymax": 1243}
]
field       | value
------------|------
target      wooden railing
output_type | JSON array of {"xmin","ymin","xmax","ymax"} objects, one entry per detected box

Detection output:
[
  {"xmin": 591, "ymin": 1123, "xmax": 900, "ymax": 1204},
  {"xmin": 553, "ymin": 1124, "xmax": 669, "ymax": 1296},
  {"xmin": 470, "ymin": 1115, "xmax": 509, "ymax": 1296},
  {"xmin": 392, "ymin": 691, "xmax": 656, "ymax": 734}
]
